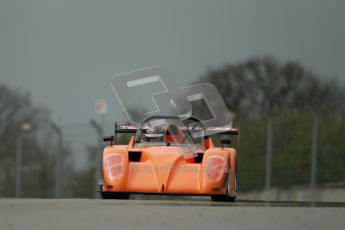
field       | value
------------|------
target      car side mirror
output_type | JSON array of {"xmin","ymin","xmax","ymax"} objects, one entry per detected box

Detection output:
[
  {"xmin": 103, "ymin": 136, "xmax": 114, "ymax": 145},
  {"xmin": 220, "ymin": 137, "xmax": 231, "ymax": 149}
]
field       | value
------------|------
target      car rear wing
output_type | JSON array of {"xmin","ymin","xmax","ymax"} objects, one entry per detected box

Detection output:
[
  {"xmin": 207, "ymin": 127, "xmax": 239, "ymax": 135},
  {"xmin": 114, "ymin": 124, "xmax": 239, "ymax": 134},
  {"xmin": 207, "ymin": 127, "xmax": 240, "ymax": 147},
  {"xmin": 115, "ymin": 124, "xmax": 138, "ymax": 133},
  {"xmin": 106, "ymin": 123, "xmax": 240, "ymax": 147},
  {"xmin": 102, "ymin": 123, "xmax": 137, "ymax": 145}
]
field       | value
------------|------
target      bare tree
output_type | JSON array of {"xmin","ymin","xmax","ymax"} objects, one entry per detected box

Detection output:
[
  {"xmin": 196, "ymin": 56, "xmax": 345, "ymax": 189},
  {"xmin": 198, "ymin": 56, "xmax": 344, "ymax": 120},
  {"xmin": 0, "ymin": 84, "xmax": 70, "ymax": 197}
]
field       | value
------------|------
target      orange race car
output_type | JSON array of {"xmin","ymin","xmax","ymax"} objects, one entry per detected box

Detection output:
[{"xmin": 99, "ymin": 115, "xmax": 239, "ymax": 202}]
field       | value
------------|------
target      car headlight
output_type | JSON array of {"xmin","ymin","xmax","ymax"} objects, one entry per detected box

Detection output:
[
  {"xmin": 104, "ymin": 153, "xmax": 124, "ymax": 179},
  {"xmin": 205, "ymin": 156, "xmax": 226, "ymax": 182}
]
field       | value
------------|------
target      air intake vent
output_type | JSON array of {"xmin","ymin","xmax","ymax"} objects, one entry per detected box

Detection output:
[{"xmin": 128, "ymin": 151, "xmax": 142, "ymax": 162}]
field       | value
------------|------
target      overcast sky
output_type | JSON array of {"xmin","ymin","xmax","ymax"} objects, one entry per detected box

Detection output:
[{"xmin": 1, "ymin": 0, "xmax": 344, "ymax": 124}]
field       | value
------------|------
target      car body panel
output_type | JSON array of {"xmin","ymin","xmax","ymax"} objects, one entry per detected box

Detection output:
[{"xmin": 101, "ymin": 136, "xmax": 237, "ymax": 196}]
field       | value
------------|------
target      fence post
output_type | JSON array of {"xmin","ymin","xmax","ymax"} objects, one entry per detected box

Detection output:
[
  {"xmin": 265, "ymin": 114, "xmax": 273, "ymax": 190},
  {"xmin": 310, "ymin": 111, "xmax": 319, "ymax": 191}
]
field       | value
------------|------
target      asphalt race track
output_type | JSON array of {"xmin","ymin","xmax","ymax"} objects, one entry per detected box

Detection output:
[{"xmin": 0, "ymin": 199, "xmax": 344, "ymax": 230}]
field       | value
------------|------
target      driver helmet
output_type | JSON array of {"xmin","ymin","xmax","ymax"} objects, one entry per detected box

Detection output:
[{"xmin": 145, "ymin": 126, "xmax": 165, "ymax": 142}]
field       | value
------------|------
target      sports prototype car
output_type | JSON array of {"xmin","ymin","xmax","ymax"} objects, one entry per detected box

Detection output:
[{"xmin": 99, "ymin": 115, "xmax": 239, "ymax": 202}]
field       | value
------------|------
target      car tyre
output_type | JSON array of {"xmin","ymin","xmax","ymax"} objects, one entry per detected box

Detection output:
[
  {"xmin": 101, "ymin": 192, "xmax": 130, "ymax": 199},
  {"xmin": 211, "ymin": 194, "xmax": 236, "ymax": 202}
]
